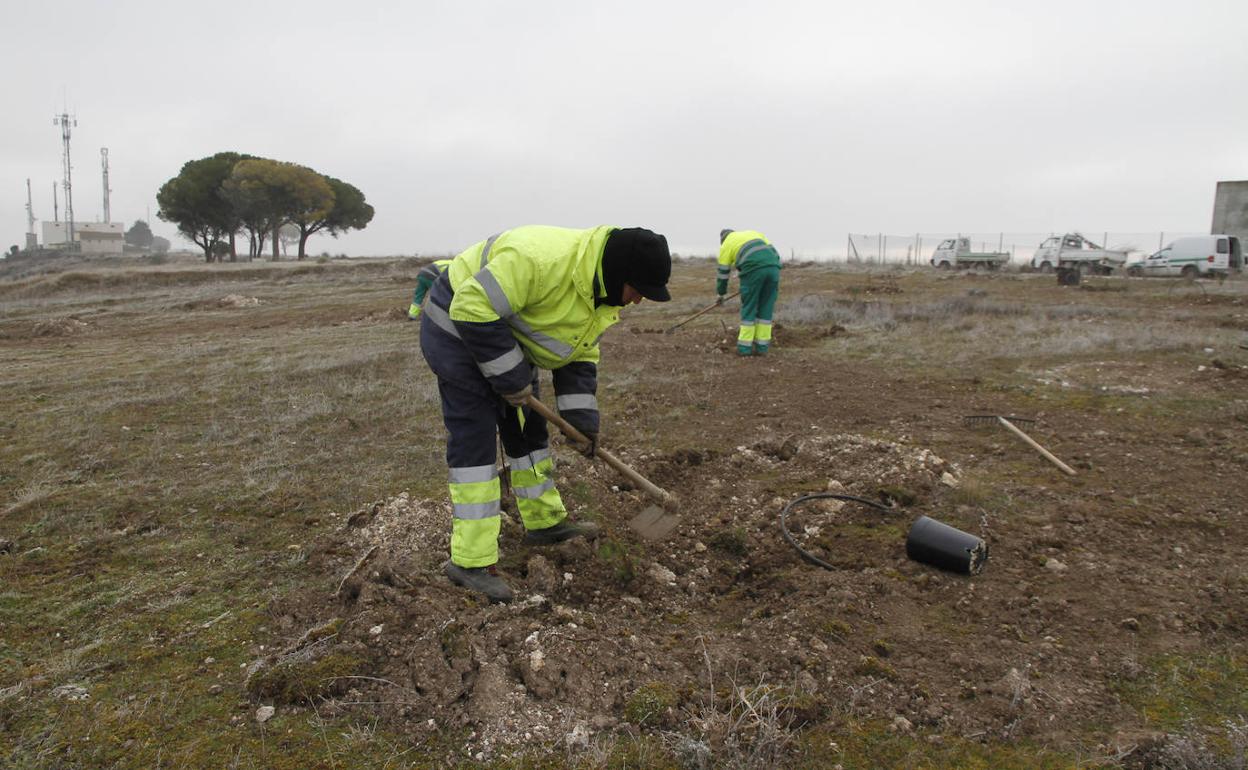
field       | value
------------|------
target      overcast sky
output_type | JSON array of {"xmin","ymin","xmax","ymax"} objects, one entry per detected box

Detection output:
[{"xmin": 2, "ymin": 0, "xmax": 1246, "ymax": 258}]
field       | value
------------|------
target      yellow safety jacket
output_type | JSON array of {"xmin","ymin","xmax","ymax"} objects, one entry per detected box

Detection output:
[
  {"xmin": 444, "ymin": 225, "xmax": 621, "ymax": 369},
  {"xmin": 718, "ymin": 230, "xmax": 779, "ymax": 295}
]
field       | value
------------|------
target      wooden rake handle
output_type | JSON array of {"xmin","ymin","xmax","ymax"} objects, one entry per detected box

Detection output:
[
  {"xmin": 523, "ymin": 395, "xmax": 673, "ymax": 505},
  {"xmin": 996, "ymin": 416, "xmax": 1077, "ymax": 476},
  {"xmin": 665, "ymin": 291, "xmax": 740, "ymax": 334}
]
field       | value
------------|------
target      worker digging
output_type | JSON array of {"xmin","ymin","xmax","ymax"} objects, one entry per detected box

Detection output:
[
  {"xmin": 717, "ymin": 228, "xmax": 783, "ymax": 355},
  {"xmin": 417, "ymin": 225, "xmax": 672, "ymax": 603}
]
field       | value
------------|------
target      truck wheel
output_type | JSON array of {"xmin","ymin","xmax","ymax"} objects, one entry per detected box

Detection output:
[
  {"xmin": 1181, "ymin": 265, "xmax": 1198, "ymax": 280},
  {"xmin": 938, "ymin": 261, "xmax": 952, "ymax": 270},
  {"xmin": 1039, "ymin": 262, "xmax": 1053, "ymax": 274}
]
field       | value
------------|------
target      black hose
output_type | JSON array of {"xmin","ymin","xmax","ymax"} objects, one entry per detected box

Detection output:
[{"xmin": 778, "ymin": 493, "xmax": 894, "ymax": 571}]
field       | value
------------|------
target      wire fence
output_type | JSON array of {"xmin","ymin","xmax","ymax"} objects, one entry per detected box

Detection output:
[{"xmin": 817, "ymin": 232, "xmax": 1211, "ymax": 266}]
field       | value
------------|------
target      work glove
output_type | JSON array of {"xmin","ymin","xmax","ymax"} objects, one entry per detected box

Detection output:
[
  {"xmin": 716, "ymin": 294, "xmax": 726, "ymax": 305},
  {"xmin": 577, "ymin": 431, "xmax": 599, "ymax": 459},
  {"xmin": 560, "ymin": 410, "xmax": 598, "ymax": 458},
  {"xmin": 501, "ymin": 384, "xmax": 532, "ymax": 407}
]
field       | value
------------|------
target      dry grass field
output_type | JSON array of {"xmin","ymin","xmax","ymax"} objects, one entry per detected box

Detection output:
[{"xmin": 1, "ymin": 255, "xmax": 1246, "ymax": 769}]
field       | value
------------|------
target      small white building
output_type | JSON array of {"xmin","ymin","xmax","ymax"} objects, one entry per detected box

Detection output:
[{"xmin": 40, "ymin": 221, "xmax": 125, "ymax": 254}]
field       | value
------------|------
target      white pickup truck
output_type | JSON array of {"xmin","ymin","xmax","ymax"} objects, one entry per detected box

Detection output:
[
  {"xmin": 1030, "ymin": 233, "xmax": 1130, "ymax": 275},
  {"xmin": 930, "ymin": 237, "xmax": 1010, "ymax": 270}
]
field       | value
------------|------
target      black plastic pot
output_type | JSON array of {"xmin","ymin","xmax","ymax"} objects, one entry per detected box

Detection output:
[{"xmin": 906, "ymin": 516, "xmax": 989, "ymax": 575}]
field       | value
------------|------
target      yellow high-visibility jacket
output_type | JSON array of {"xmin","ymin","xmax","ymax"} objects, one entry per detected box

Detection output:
[
  {"xmin": 443, "ymin": 225, "xmax": 622, "ymax": 371},
  {"xmin": 717, "ymin": 230, "xmax": 780, "ymax": 295}
]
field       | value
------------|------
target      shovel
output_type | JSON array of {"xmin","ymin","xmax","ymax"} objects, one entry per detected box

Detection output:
[
  {"xmin": 524, "ymin": 395, "xmax": 680, "ymax": 539},
  {"xmin": 665, "ymin": 291, "xmax": 740, "ymax": 334}
]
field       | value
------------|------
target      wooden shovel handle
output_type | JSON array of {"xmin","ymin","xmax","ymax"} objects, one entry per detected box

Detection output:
[
  {"xmin": 997, "ymin": 416, "xmax": 1077, "ymax": 476},
  {"xmin": 523, "ymin": 395, "xmax": 673, "ymax": 504},
  {"xmin": 666, "ymin": 291, "xmax": 740, "ymax": 333}
]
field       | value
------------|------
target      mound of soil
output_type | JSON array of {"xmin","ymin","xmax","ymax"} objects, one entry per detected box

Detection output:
[{"xmin": 252, "ymin": 431, "xmax": 1039, "ymax": 761}]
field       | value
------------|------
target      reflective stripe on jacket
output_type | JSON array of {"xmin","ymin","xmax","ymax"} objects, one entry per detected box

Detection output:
[
  {"xmin": 719, "ymin": 230, "xmax": 781, "ymax": 274},
  {"xmin": 717, "ymin": 230, "xmax": 781, "ymax": 294}
]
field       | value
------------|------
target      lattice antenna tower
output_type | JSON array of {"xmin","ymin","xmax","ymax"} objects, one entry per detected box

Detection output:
[
  {"xmin": 101, "ymin": 148, "xmax": 111, "ymax": 223},
  {"xmin": 53, "ymin": 112, "xmax": 77, "ymax": 243}
]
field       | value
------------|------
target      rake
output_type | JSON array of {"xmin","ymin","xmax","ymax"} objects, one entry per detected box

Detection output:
[
  {"xmin": 963, "ymin": 414, "xmax": 1077, "ymax": 476},
  {"xmin": 665, "ymin": 291, "xmax": 740, "ymax": 334}
]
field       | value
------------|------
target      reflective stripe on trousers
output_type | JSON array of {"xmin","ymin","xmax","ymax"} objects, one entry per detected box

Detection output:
[
  {"xmin": 738, "ymin": 265, "xmax": 781, "ymax": 351},
  {"xmin": 423, "ymin": 322, "xmax": 569, "ymax": 567},
  {"xmin": 449, "ymin": 462, "xmax": 502, "ymax": 568},
  {"xmin": 754, "ymin": 319, "xmax": 773, "ymax": 349},
  {"xmin": 505, "ymin": 448, "xmax": 564, "ymax": 530}
]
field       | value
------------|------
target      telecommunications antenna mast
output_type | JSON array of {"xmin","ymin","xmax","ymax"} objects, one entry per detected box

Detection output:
[
  {"xmin": 53, "ymin": 112, "xmax": 77, "ymax": 243},
  {"xmin": 26, "ymin": 179, "xmax": 36, "ymax": 234},
  {"xmin": 101, "ymin": 148, "xmax": 111, "ymax": 223}
]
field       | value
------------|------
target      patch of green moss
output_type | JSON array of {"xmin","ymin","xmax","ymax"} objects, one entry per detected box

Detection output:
[
  {"xmin": 821, "ymin": 618, "xmax": 853, "ymax": 641},
  {"xmin": 298, "ymin": 617, "xmax": 343, "ymax": 646},
  {"xmin": 245, "ymin": 650, "xmax": 366, "ymax": 704},
  {"xmin": 603, "ymin": 734, "xmax": 681, "ymax": 770},
  {"xmin": 624, "ymin": 681, "xmax": 680, "ymax": 727},
  {"xmin": 876, "ymin": 484, "xmax": 918, "ymax": 507},
  {"xmin": 853, "ymin": 655, "xmax": 899, "ymax": 681},
  {"xmin": 1112, "ymin": 651, "xmax": 1248, "ymax": 730},
  {"xmin": 564, "ymin": 480, "xmax": 595, "ymax": 506},
  {"xmin": 944, "ymin": 477, "xmax": 995, "ymax": 508},
  {"xmin": 708, "ymin": 527, "xmax": 749, "ymax": 557},
  {"xmin": 772, "ymin": 686, "xmax": 826, "ymax": 726},
  {"xmin": 596, "ymin": 539, "xmax": 637, "ymax": 586},
  {"xmin": 799, "ymin": 722, "xmax": 1075, "ymax": 769}
]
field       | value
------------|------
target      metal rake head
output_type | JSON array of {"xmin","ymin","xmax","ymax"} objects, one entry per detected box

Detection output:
[{"xmin": 963, "ymin": 414, "xmax": 1036, "ymax": 428}]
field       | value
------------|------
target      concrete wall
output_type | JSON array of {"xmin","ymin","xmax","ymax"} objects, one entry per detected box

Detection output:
[{"xmin": 1211, "ymin": 180, "xmax": 1248, "ymax": 244}]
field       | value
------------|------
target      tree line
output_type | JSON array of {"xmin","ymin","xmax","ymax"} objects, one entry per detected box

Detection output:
[{"xmin": 156, "ymin": 152, "xmax": 374, "ymax": 262}]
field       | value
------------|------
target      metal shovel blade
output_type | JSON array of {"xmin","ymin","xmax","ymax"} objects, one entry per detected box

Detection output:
[{"xmin": 629, "ymin": 505, "xmax": 681, "ymax": 540}]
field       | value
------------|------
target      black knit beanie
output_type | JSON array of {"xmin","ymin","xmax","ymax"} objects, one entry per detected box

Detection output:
[{"xmin": 601, "ymin": 227, "xmax": 671, "ymax": 306}]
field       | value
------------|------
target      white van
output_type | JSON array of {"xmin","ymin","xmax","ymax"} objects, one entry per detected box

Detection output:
[{"xmin": 1127, "ymin": 235, "xmax": 1243, "ymax": 278}]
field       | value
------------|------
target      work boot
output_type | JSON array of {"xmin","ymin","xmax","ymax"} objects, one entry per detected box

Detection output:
[
  {"xmin": 736, "ymin": 346, "xmax": 754, "ymax": 356},
  {"xmin": 444, "ymin": 562, "xmax": 513, "ymax": 603},
  {"xmin": 523, "ymin": 519, "xmax": 601, "ymax": 545}
]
